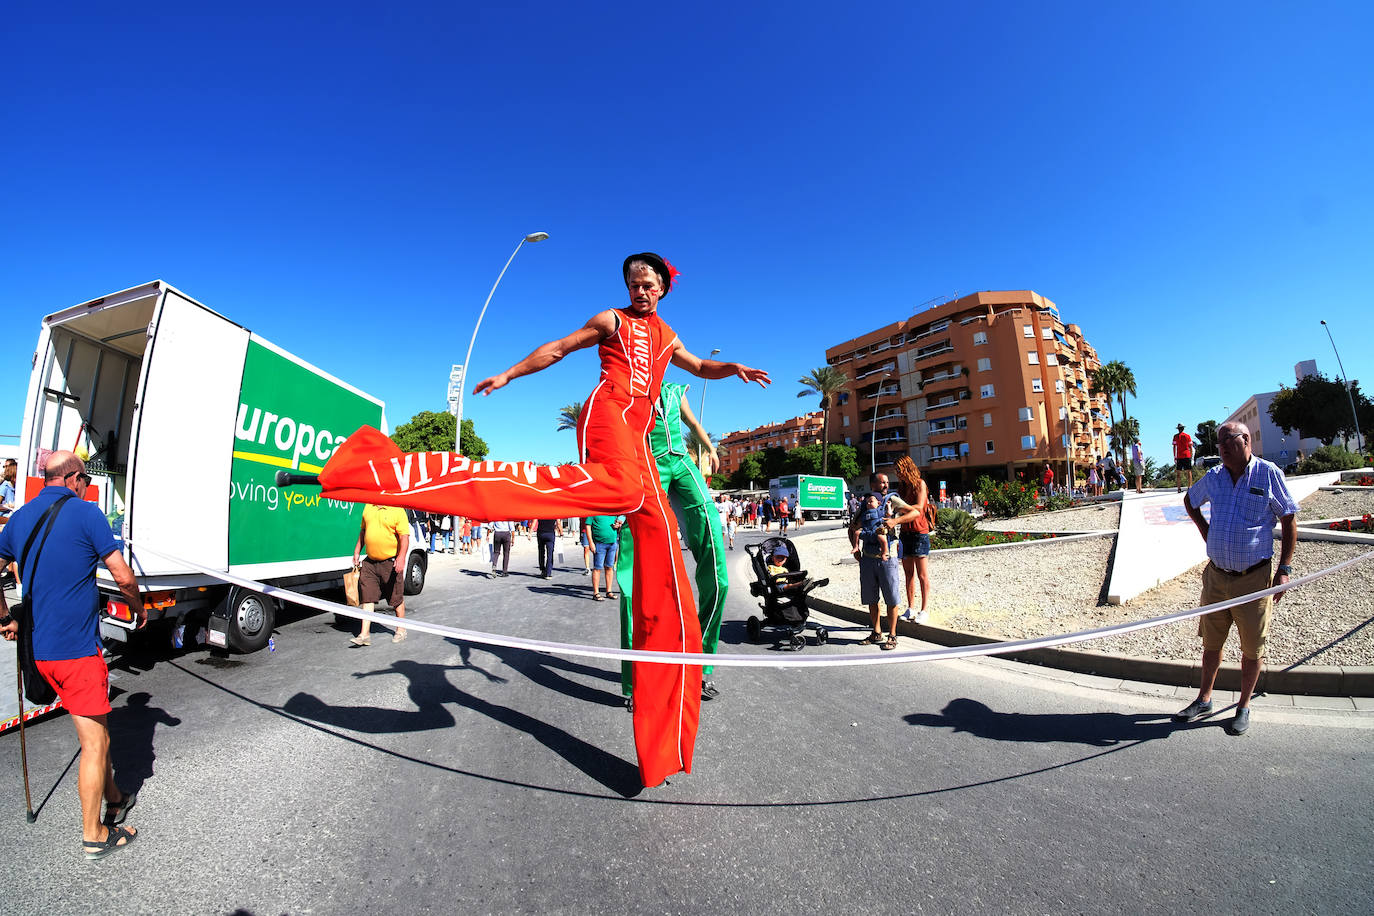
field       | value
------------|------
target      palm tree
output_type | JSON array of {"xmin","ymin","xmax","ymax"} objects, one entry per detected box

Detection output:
[
  {"xmin": 556, "ymin": 401, "xmax": 583, "ymax": 433},
  {"xmin": 1091, "ymin": 362, "xmax": 1122, "ymax": 463},
  {"xmin": 797, "ymin": 366, "xmax": 850, "ymax": 475},
  {"xmin": 1109, "ymin": 360, "xmax": 1138, "ymax": 436}
]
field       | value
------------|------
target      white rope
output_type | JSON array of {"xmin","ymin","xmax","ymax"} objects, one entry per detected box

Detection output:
[{"xmin": 127, "ymin": 542, "xmax": 1374, "ymax": 669}]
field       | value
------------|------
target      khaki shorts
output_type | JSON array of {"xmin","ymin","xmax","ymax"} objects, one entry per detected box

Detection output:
[
  {"xmin": 359, "ymin": 555, "xmax": 404, "ymax": 608},
  {"xmin": 1198, "ymin": 560, "xmax": 1272, "ymax": 660}
]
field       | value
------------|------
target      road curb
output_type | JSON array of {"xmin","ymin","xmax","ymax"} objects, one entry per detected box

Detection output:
[{"xmin": 807, "ymin": 596, "xmax": 1374, "ymax": 698}]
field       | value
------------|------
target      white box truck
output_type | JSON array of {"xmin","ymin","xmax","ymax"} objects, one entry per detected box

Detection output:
[
  {"xmin": 768, "ymin": 474, "xmax": 849, "ymax": 520},
  {"xmin": 14, "ymin": 281, "xmax": 428, "ymax": 652}
]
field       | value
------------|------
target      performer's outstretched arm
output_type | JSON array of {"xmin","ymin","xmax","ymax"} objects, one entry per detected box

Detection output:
[
  {"xmin": 473, "ymin": 311, "xmax": 617, "ymax": 396},
  {"xmin": 670, "ymin": 342, "xmax": 771, "ymax": 387}
]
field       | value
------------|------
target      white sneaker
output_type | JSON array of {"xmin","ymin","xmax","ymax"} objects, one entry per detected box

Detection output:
[{"xmin": 914, "ymin": 610, "xmax": 929, "ymax": 624}]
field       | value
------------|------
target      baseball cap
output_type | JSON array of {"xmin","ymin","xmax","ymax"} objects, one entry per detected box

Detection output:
[{"xmin": 771, "ymin": 543, "xmax": 789, "ymax": 557}]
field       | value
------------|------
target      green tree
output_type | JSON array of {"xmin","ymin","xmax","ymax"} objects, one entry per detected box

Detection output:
[
  {"xmin": 556, "ymin": 401, "xmax": 583, "ymax": 433},
  {"xmin": 1194, "ymin": 420, "xmax": 1219, "ymax": 457},
  {"xmin": 1093, "ymin": 360, "xmax": 1135, "ymax": 464},
  {"xmin": 1090, "ymin": 362, "xmax": 1121, "ymax": 460},
  {"xmin": 730, "ymin": 452, "xmax": 766, "ymax": 489},
  {"xmin": 796, "ymin": 366, "xmax": 851, "ymax": 475},
  {"xmin": 781, "ymin": 442, "xmax": 862, "ymax": 481},
  {"xmin": 1269, "ymin": 372, "xmax": 1372, "ymax": 447},
  {"xmin": 1109, "ymin": 417, "xmax": 1140, "ymax": 458},
  {"xmin": 391, "ymin": 410, "xmax": 489, "ymax": 460}
]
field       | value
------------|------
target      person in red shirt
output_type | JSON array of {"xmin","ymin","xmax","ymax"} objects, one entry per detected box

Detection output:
[
  {"xmin": 318, "ymin": 253, "xmax": 769, "ymax": 788},
  {"xmin": 1173, "ymin": 423, "xmax": 1195, "ymax": 492},
  {"xmin": 1041, "ymin": 461, "xmax": 1055, "ymax": 502}
]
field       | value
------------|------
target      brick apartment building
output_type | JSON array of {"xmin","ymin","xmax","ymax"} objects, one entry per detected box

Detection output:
[
  {"xmin": 824, "ymin": 290, "xmax": 1111, "ymax": 490},
  {"xmin": 717, "ymin": 412, "xmax": 825, "ymax": 478}
]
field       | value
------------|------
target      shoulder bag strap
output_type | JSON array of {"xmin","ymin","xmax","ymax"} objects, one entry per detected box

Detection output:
[{"xmin": 17, "ymin": 493, "xmax": 75, "ymax": 596}]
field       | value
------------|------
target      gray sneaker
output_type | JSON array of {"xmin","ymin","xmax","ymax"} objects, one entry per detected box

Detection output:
[
  {"xmin": 1226, "ymin": 708, "xmax": 1251, "ymax": 736},
  {"xmin": 1173, "ymin": 698, "xmax": 1213, "ymax": 723}
]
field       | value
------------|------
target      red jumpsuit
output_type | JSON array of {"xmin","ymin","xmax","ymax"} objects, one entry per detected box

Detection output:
[{"xmin": 317, "ymin": 308, "xmax": 702, "ymax": 787}]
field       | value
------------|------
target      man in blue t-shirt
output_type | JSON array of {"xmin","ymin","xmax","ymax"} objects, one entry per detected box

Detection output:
[{"xmin": 0, "ymin": 451, "xmax": 146, "ymax": 859}]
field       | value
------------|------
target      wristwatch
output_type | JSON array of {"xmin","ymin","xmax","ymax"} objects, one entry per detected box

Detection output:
[{"xmin": 1276, "ymin": 564, "xmax": 1292, "ymax": 577}]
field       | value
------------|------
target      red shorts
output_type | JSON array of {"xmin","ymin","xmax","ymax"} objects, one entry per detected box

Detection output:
[{"xmin": 35, "ymin": 654, "xmax": 111, "ymax": 716}]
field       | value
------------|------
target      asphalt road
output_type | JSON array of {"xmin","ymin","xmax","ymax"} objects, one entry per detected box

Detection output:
[{"xmin": 4, "ymin": 524, "xmax": 1372, "ymax": 915}]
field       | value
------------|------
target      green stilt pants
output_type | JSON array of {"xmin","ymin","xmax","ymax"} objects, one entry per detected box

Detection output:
[{"xmin": 616, "ymin": 453, "xmax": 728, "ymax": 694}]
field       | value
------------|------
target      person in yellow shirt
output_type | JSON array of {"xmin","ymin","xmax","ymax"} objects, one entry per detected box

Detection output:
[{"xmin": 351, "ymin": 503, "xmax": 410, "ymax": 646}]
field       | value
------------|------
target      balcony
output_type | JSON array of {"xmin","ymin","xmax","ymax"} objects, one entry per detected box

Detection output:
[
  {"xmin": 913, "ymin": 339, "xmax": 954, "ymax": 362},
  {"xmin": 855, "ymin": 362, "xmax": 897, "ymax": 382},
  {"xmin": 908, "ymin": 319, "xmax": 951, "ymax": 344}
]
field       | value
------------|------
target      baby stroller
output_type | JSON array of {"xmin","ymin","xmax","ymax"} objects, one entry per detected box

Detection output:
[{"xmin": 744, "ymin": 537, "xmax": 830, "ymax": 650}]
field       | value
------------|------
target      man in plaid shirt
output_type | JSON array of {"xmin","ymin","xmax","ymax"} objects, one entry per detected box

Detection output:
[{"xmin": 1175, "ymin": 421, "xmax": 1298, "ymax": 736}]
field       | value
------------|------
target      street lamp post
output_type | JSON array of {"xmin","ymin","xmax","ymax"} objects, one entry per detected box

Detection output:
[
  {"xmin": 696, "ymin": 348, "xmax": 721, "ymax": 467},
  {"xmin": 870, "ymin": 371, "xmax": 893, "ymax": 474},
  {"xmin": 454, "ymin": 232, "xmax": 550, "ymax": 453},
  {"xmin": 1320, "ymin": 319, "xmax": 1365, "ymax": 453}
]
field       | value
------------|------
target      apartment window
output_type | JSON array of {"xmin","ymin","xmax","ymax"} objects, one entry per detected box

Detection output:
[
  {"xmin": 980, "ymin": 384, "xmax": 995, "ymax": 398},
  {"xmin": 1021, "ymin": 435, "xmax": 1037, "ymax": 450},
  {"xmin": 1046, "ymin": 354, "xmax": 1058, "ymax": 366},
  {"xmin": 983, "ymin": 412, "xmax": 992, "ymax": 427},
  {"xmin": 977, "ymin": 357, "xmax": 991, "ymax": 372},
  {"xmin": 960, "ymin": 442, "xmax": 970, "ymax": 456},
  {"xmin": 838, "ymin": 392, "xmax": 849, "ymax": 404},
  {"xmin": 1017, "ymin": 407, "xmax": 1033, "ymax": 422},
  {"xmin": 985, "ymin": 440, "xmax": 995, "ymax": 454},
  {"xmin": 1042, "ymin": 328, "xmax": 1054, "ymax": 339},
  {"xmin": 1027, "ymin": 352, "xmax": 1039, "ymax": 366},
  {"xmin": 844, "ymin": 437, "xmax": 851, "ymax": 446},
  {"xmin": 1032, "ymin": 379, "xmax": 1043, "ymax": 393},
  {"xmin": 1055, "ymin": 379, "xmax": 1064, "ymax": 393},
  {"xmin": 973, "ymin": 331, "xmax": 988, "ymax": 346},
  {"xmin": 1059, "ymin": 406, "xmax": 1068, "ymax": 420},
  {"xmin": 842, "ymin": 414, "xmax": 850, "ymax": 427},
  {"xmin": 1023, "ymin": 325, "xmax": 1034, "ymax": 338}
]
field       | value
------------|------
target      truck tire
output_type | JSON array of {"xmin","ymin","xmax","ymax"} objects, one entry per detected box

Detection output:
[
  {"xmin": 226, "ymin": 587, "xmax": 276, "ymax": 654},
  {"xmin": 404, "ymin": 551, "xmax": 427, "ymax": 596}
]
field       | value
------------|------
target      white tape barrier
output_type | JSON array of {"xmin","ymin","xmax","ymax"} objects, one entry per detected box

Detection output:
[{"xmin": 128, "ymin": 543, "xmax": 1374, "ymax": 669}]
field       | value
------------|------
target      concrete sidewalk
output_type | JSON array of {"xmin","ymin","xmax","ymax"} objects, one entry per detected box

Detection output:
[{"xmin": 1106, "ymin": 471, "xmax": 1342, "ymax": 605}]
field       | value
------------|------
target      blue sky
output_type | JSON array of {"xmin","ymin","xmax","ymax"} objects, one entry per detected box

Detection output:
[{"xmin": 3, "ymin": 2, "xmax": 1371, "ymax": 469}]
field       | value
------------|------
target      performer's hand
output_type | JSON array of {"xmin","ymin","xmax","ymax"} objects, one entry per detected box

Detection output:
[
  {"xmin": 473, "ymin": 372, "xmax": 510, "ymax": 396},
  {"xmin": 707, "ymin": 449, "xmax": 720, "ymax": 474},
  {"xmin": 735, "ymin": 364, "xmax": 771, "ymax": 388}
]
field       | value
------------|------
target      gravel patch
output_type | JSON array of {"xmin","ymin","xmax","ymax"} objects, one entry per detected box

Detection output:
[
  {"xmin": 795, "ymin": 521, "xmax": 1374, "ymax": 668},
  {"xmin": 1298, "ymin": 488, "xmax": 1374, "ymax": 522},
  {"xmin": 980, "ymin": 501, "xmax": 1120, "ymax": 532}
]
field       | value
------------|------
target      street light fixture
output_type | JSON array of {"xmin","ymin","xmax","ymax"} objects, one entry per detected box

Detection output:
[
  {"xmin": 1320, "ymin": 319, "xmax": 1364, "ymax": 453},
  {"xmin": 870, "ymin": 370, "xmax": 895, "ymax": 474},
  {"xmin": 696, "ymin": 348, "xmax": 721, "ymax": 468},
  {"xmin": 454, "ymin": 232, "xmax": 550, "ymax": 453}
]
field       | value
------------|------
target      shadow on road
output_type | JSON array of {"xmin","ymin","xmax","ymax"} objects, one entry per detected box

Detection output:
[
  {"xmin": 905, "ymin": 697, "xmax": 1201, "ymax": 747},
  {"xmin": 278, "ymin": 659, "xmax": 641, "ymax": 797},
  {"xmin": 107, "ymin": 691, "xmax": 182, "ymax": 796}
]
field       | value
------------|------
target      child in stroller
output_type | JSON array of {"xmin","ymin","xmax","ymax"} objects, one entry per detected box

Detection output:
[{"xmin": 745, "ymin": 537, "xmax": 830, "ymax": 650}]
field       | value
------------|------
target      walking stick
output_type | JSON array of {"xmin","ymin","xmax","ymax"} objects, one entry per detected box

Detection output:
[{"xmin": 16, "ymin": 648, "xmax": 36, "ymax": 822}]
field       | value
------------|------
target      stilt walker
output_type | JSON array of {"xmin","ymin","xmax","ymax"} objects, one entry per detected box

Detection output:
[
  {"xmin": 316, "ymin": 253, "xmax": 769, "ymax": 787},
  {"xmin": 615, "ymin": 382, "xmax": 729, "ymax": 702}
]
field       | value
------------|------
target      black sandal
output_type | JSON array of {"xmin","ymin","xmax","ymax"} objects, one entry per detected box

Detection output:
[
  {"xmin": 859, "ymin": 631, "xmax": 884, "ymax": 646},
  {"xmin": 84, "ymin": 824, "xmax": 137, "ymax": 860},
  {"xmin": 881, "ymin": 635, "xmax": 898, "ymax": 650},
  {"xmin": 103, "ymin": 789, "xmax": 137, "ymax": 827}
]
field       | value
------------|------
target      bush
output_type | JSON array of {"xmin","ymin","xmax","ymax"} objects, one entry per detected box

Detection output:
[
  {"xmin": 1297, "ymin": 445, "xmax": 1365, "ymax": 474},
  {"xmin": 1044, "ymin": 493, "xmax": 1074, "ymax": 512},
  {"xmin": 933, "ymin": 507, "xmax": 978, "ymax": 545},
  {"xmin": 975, "ymin": 475, "xmax": 1039, "ymax": 518}
]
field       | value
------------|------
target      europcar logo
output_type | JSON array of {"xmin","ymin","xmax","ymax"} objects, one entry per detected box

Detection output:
[{"xmin": 235, "ymin": 405, "xmax": 348, "ymax": 471}]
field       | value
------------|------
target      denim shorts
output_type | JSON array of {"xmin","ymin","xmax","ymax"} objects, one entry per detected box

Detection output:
[{"xmin": 593, "ymin": 540, "xmax": 618, "ymax": 570}]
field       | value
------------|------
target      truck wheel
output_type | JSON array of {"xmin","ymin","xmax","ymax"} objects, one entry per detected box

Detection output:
[
  {"xmin": 404, "ymin": 551, "xmax": 428, "ymax": 596},
  {"xmin": 226, "ymin": 587, "xmax": 276, "ymax": 654}
]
